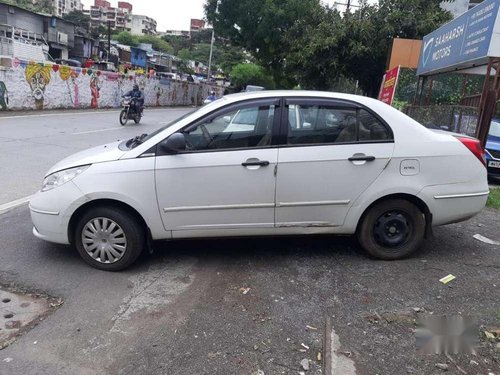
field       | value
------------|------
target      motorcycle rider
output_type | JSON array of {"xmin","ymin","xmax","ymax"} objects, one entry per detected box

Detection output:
[
  {"xmin": 123, "ymin": 84, "xmax": 144, "ymax": 114},
  {"xmin": 204, "ymin": 90, "xmax": 217, "ymax": 104}
]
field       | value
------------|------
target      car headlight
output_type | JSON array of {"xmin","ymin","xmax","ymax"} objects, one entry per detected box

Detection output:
[{"xmin": 42, "ymin": 165, "xmax": 90, "ymax": 192}]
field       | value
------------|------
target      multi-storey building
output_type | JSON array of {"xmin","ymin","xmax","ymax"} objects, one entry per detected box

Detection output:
[
  {"xmin": 83, "ymin": 0, "xmax": 133, "ymax": 32},
  {"xmin": 52, "ymin": 0, "xmax": 83, "ymax": 17},
  {"xmin": 129, "ymin": 15, "xmax": 157, "ymax": 35},
  {"xmin": 82, "ymin": 1, "xmax": 157, "ymax": 35}
]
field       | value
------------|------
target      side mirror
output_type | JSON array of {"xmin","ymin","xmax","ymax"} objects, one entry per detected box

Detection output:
[
  {"xmin": 223, "ymin": 115, "xmax": 231, "ymax": 123},
  {"xmin": 159, "ymin": 133, "xmax": 186, "ymax": 154}
]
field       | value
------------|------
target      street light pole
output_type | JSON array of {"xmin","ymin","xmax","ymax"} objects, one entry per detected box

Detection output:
[{"xmin": 207, "ymin": 28, "xmax": 215, "ymax": 83}]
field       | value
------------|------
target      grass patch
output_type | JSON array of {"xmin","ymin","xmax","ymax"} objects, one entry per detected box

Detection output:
[{"xmin": 487, "ymin": 188, "xmax": 500, "ymax": 209}]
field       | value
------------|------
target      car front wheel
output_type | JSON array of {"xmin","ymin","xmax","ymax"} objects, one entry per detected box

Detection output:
[
  {"xmin": 357, "ymin": 199, "xmax": 425, "ymax": 260},
  {"xmin": 74, "ymin": 207, "xmax": 145, "ymax": 271}
]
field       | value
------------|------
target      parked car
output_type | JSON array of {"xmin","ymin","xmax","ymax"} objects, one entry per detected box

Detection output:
[
  {"xmin": 55, "ymin": 58, "xmax": 82, "ymax": 67},
  {"xmin": 29, "ymin": 91, "xmax": 489, "ymax": 271},
  {"xmin": 90, "ymin": 61, "xmax": 117, "ymax": 72},
  {"xmin": 485, "ymin": 118, "xmax": 500, "ymax": 178}
]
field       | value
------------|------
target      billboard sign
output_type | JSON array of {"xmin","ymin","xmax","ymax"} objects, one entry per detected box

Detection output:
[
  {"xmin": 378, "ymin": 65, "xmax": 400, "ymax": 105},
  {"xmin": 417, "ymin": 0, "xmax": 500, "ymax": 75}
]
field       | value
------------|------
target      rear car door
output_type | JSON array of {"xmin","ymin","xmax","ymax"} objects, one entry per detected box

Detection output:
[{"xmin": 275, "ymin": 98, "xmax": 395, "ymax": 227}]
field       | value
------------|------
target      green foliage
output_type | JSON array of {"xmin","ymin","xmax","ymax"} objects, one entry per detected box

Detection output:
[
  {"xmin": 205, "ymin": 0, "xmax": 321, "ymax": 86},
  {"xmin": 90, "ymin": 25, "xmax": 107, "ymax": 40},
  {"xmin": 487, "ymin": 188, "xmax": 500, "ymax": 209},
  {"xmin": 162, "ymin": 35, "xmax": 192, "ymax": 54},
  {"xmin": 4, "ymin": 0, "xmax": 53, "ymax": 13},
  {"xmin": 137, "ymin": 35, "xmax": 173, "ymax": 53},
  {"xmin": 206, "ymin": 0, "xmax": 452, "ymax": 95},
  {"xmin": 63, "ymin": 10, "xmax": 90, "ymax": 31},
  {"xmin": 177, "ymin": 48, "xmax": 192, "ymax": 61},
  {"xmin": 114, "ymin": 31, "xmax": 138, "ymax": 46},
  {"xmin": 230, "ymin": 63, "xmax": 274, "ymax": 90}
]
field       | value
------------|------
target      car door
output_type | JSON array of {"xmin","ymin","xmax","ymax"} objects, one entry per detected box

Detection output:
[
  {"xmin": 275, "ymin": 98, "xmax": 395, "ymax": 227},
  {"xmin": 155, "ymin": 98, "xmax": 280, "ymax": 233}
]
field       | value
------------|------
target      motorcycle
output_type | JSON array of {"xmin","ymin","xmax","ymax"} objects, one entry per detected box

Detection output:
[{"xmin": 119, "ymin": 96, "xmax": 142, "ymax": 125}]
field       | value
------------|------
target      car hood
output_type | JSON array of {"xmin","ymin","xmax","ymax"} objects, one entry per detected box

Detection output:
[
  {"xmin": 45, "ymin": 141, "xmax": 126, "ymax": 176},
  {"xmin": 486, "ymin": 135, "xmax": 500, "ymax": 152}
]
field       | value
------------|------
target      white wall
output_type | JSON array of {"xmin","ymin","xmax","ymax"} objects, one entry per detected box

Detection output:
[{"xmin": 0, "ymin": 61, "xmax": 221, "ymax": 111}]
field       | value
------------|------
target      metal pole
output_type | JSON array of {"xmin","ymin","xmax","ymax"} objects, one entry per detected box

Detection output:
[
  {"xmin": 107, "ymin": 21, "xmax": 111, "ymax": 62},
  {"xmin": 207, "ymin": 28, "xmax": 215, "ymax": 83}
]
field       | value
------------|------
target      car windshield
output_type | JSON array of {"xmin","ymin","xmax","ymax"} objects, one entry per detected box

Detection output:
[
  {"xmin": 490, "ymin": 120, "xmax": 500, "ymax": 137},
  {"xmin": 125, "ymin": 109, "xmax": 198, "ymax": 149}
]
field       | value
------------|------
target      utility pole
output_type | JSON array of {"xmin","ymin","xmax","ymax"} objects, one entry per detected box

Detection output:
[
  {"xmin": 107, "ymin": 21, "xmax": 111, "ymax": 62},
  {"xmin": 207, "ymin": 28, "xmax": 215, "ymax": 83}
]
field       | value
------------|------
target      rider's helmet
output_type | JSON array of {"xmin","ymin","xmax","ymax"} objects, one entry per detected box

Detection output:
[
  {"xmin": 210, "ymin": 90, "xmax": 216, "ymax": 96},
  {"xmin": 133, "ymin": 84, "xmax": 139, "ymax": 90}
]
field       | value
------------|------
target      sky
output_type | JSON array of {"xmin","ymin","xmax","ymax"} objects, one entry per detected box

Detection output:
[{"xmin": 81, "ymin": 0, "xmax": 367, "ymax": 32}]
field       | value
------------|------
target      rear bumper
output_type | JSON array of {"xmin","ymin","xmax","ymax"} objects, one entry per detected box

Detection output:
[{"xmin": 418, "ymin": 186, "xmax": 489, "ymax": 226}]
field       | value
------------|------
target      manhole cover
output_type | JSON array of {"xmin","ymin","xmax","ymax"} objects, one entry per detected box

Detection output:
[{"xmin": 0, "ymin": 287, "xmax": 62, "ymax": 350}]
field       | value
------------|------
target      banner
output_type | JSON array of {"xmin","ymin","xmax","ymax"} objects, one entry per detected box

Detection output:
[{"xmin": 378, "ymin": 65, "xmax": 400, "ymax": 105}]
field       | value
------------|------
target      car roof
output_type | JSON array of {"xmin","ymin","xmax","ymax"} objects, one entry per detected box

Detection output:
[{"xmin": 221, "ymin": 90, "xmax": 384, "ymax": 107}]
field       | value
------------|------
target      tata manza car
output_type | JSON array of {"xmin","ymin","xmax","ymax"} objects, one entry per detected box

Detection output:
[{"xmin": 29, "ymin": 91, "xmax": 489, "ymax": 271}]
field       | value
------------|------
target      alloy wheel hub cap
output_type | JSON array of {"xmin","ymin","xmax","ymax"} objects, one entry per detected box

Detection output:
[{"xmin": 82, "ymin": 217, "xmax": 127, "ymax": 264}]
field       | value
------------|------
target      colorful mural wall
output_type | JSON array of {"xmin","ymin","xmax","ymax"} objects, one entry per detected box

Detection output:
[{"xmin": 0, "ymin": 59, "xmax": 221, "ymax": 111}]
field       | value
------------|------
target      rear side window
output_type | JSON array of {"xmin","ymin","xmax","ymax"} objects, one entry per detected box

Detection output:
[{"xmin": 286, "ymin": 104, "xmax": 391, "ymax": 145}]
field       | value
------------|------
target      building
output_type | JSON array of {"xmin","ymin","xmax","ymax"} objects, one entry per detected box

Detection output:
[
  {"xmin": 0, "ymin": 2, "xmax": 77, "ymax": 61},
  {"xmin": 52, "ymin": 0, "xmax": 83, "ymax": 17},
  {"xmin": 129, "ymin": 14, "xmax": 157, "ymax": 35},
  {"xmin": 440, "ymin": 0, "xmax": 484, "ymax": 18},
  {"xmin": 161, "ymin": 30, "xmax": 191, "ymax": 38},
  {"xmin": 83, "ymin": 0, "xmax": 132, "ymax": 32},
  {"xmin": 190, "ymin": 19, "xmax": 205, "ymax": 33},
  {"xmin": 83, "ymin": 1, "xmax": 157, "ymax": 35}
]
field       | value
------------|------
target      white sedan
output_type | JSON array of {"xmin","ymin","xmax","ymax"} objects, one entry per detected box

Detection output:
[{"xmin": 29, "ymin": 91, "xmax": 489, "ymax": 271}]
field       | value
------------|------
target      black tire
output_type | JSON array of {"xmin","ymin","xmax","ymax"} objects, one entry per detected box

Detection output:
[
  {"xmin": 119, "ymin": 110, "xmax": 128, "ymax": 125},
  {"xmin": 357, "ymin": 199, "xmax": 425, "ymax": 260},
  {"xmin": 74, "ymin": 207, "xmax": 145, "ymax": 271},
  {"xmin": 134, "ymin": 113, "xmax": 141, "ymax": 124}
]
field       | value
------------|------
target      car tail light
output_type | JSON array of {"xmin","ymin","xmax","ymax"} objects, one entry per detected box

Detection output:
[{"xmin": 455, "ymin": 136, "xmax": 486, "ymax": 167}]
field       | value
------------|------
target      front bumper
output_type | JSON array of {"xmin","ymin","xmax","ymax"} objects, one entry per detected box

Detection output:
[{"xmin": 29, "ymin": 181, "xmax": 88, "ymax": 245}]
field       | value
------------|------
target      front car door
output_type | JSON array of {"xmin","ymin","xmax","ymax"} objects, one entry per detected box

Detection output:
[
  {"xmin": 275, "ymin": 98, "xmax": 395, "ymax": 227},
  {"xmin": 155, "ymin": 98, "xmax": 280, "ymax": 234}
]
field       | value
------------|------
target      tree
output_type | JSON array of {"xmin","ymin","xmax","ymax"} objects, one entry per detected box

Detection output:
[
  {"xmin": 137, "ymin": 35, "xmax": 173, "ymax": 53},
  {"xmin": 340, "ymin": 0, "xmax": 452, "ymax": 96},
  {"xmin": 114, "ymin": 31, "xmax": 138, "ymax": 46},
  {"xmin": 205, "ymin": 0, "xmax": 322, "ymax": 87},
  {"xmin": 230, "ymin": 63, "xmax": 274, "ymax": 90},
  {"xmin": 63, "ymin": 10, "xmax": 90, "ymax": 32},
  {"xmin": 162, "ymin": 35, "xmax": 192, "ymax": 54},
  {"xmin": 4, "ymin": 0, "xmax": 53, "ymax": 13}
]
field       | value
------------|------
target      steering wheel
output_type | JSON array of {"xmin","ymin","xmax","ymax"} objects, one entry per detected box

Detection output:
[{"xmin": 199, "ymin": 124, "xmax": 216, "ymax": 149}]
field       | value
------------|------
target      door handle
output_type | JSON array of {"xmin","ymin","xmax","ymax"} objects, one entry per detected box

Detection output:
[
  {"xmin": 242, "ymin": 160, "xmax": 270, "ymax": 167},
  {"xmin": 348, "ymin": 154, "xmax": 376, "ymax": 162}
]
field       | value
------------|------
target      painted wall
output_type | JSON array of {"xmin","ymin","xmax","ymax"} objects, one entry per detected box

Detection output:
[{"xmin": 0, "ymin": 59, "xmax": 221, "ymax": 111}]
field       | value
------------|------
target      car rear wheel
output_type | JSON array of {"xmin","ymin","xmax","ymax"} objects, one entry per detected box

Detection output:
[
  {"xmin": 357, "ymin": 199, "xmax": 425, "ymax": 260},
  {"xmin": 74, "ymin": 207, "xmax": 145, "ymax": 271}
]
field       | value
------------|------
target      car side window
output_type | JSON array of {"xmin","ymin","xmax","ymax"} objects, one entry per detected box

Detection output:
[
  {"xmin": 287, "ymin": 104, "xmax": 391, "ymax": 145},
  {"xmin": 287, "ymin": 105, "xmax": 358, "ymax": 145},
  {"xmin": 358, "ymin": 109, "xmax": 391, "ymax": 141},
  {"xmin": 182, "ymin": 104, "xmax": 275, "ymax": 151}
]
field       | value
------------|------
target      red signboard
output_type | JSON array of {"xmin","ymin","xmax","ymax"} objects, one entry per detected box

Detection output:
[{"xmin": 378, "ymin": 65, "xmax": 400, "ymax": 105}]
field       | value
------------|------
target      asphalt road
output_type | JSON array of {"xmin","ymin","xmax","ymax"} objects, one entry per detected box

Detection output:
[
  {"xmin": 0, "ymin": 107, "xmax": 193, "ymax": 205},
  {"xmin": 0, "ymin": 108, "xmax": 499, "ymax": 374}
]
